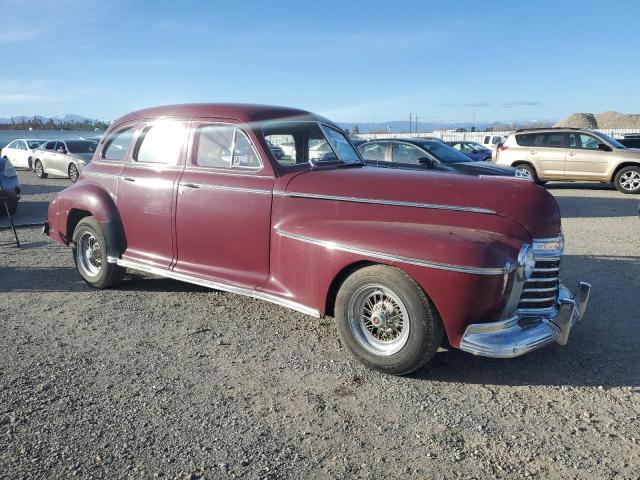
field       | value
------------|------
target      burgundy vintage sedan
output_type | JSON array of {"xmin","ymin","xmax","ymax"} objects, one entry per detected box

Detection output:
[{"xmin": 45, "ymin": 104, "xmax": 591, "ymax": 375}]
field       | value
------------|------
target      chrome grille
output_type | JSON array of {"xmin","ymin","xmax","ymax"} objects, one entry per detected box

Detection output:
[{"xmin": 518, "ymin": 256, "xmax": 560, "ymax": 312}]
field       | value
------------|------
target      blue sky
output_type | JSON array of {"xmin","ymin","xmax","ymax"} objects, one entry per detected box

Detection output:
[{"xmin": 1, "ymin": 0, "xmax": 639, "ymax": 124}]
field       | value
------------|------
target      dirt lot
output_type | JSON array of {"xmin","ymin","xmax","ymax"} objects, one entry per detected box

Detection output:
[{"xmin": 1, "ymin": 173, "xmax": 639, "ymax": 479}]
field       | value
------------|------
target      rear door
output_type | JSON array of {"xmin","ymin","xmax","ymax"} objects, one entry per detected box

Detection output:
[
  {"xmin": 117, "ymin": 120, "xmax": 187, "ymax": 268},
  {"xmin": 565, "ymin": 132, "xmax": 610, "ymax": 180},
  {"xmin": 41, "ymin": 141, "xmax": 58, "ymax": 172},
  {"xmin": 526, "ymin": 132, "xmax": 566, "ymax": 178}
]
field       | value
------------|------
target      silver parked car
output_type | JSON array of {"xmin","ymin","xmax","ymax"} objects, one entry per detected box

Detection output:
[{"xmin": 33, "ymin": 139, "xmax": 98, "ymax": 183}]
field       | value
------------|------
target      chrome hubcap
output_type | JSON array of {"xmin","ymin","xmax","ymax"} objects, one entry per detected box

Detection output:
[
  {"xmin": 77, "ymin": 232, "xmax": 102, "ymax": 276},
  {"xmin": 620, "ymin": 171, "xmax": 640, "ymax": 191},
  {"xmin": 35, "ymin": 163, "xmax": 42, "ymax": 175},
  {"xmin": 516, "ymin": 168, "xmax": 532, "ymax": 178},
  {"xmin": 348, "ymin": 284, "xmax": 410, "ymax": 356},
  {"xmin": 69, "ymin": 165, "xmax": 78, "ymax": 181}
]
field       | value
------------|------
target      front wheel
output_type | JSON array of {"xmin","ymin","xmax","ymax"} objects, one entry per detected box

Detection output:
[
  {"xmin": 68, "ymin": 163, "xmax": 79, "ymax": 183},
  {"xmin": 614, "ymin": 166, "xmax": 640, "ymax": 194},
  {"xmin": 513, "ymin": 163, "xmax": 541, "ymax": 183},
  {"xmin": 34, "ymin": 160, "xmax": 48, "ymax": 178},
  {"xmin": 72, "ymin": 217, "xmax": 125, "ymax": 288},
  {"xmin": 335, "ymin": 265, "xmax": 443, "ymax": 375}
]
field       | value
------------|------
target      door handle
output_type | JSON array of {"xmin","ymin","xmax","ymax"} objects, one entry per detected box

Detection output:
[
  {"xmin": 568, "ymin": 152, "xmax": 576, "ymax": 156},
  {"xmin": 182, "ymin": 183, "xmax": 200, "ymax": 189},
  {"xmin": 529, "ymin": 151, "xmax": 537, "ymax": 154},
  {"xmin": 124, "ymin": 177, "xmax": 135, "ymax": 182}
]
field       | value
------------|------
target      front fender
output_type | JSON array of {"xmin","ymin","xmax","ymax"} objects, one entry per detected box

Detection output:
[{"xmin": 47, "ymin": 182, "xmax": 125, "ymax": 257}]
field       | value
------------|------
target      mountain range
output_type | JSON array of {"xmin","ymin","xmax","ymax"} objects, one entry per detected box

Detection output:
[{"xmin": 0, "ymin": 114, "xmax": 99, "ymax": 125}]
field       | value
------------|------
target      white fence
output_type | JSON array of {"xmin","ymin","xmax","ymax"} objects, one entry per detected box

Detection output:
[{"xmin": 355, "ymin": 128, "xmax": 639, "ymax": 142}]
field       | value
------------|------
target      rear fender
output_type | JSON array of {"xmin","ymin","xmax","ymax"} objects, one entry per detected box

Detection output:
[{"xmin": 47, "ymin": 182, "xmax": 125, "ymax": 258}]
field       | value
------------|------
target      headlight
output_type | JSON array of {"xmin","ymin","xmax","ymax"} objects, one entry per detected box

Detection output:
[
  {"xmin": 533, "ymin": 233, "xmax": 564, "ymax": 255},
  {"xmin": 517, "ymin": 244, "xmax": 536, "ymax": 280},
  {"xmin": 3, "ymin": 160, "xmax": 17, "ymax": 177}
]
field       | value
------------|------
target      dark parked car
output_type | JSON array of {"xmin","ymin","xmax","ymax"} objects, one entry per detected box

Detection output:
[
  {"xmin": 445, "ymin": 141, "xmax": 493, "ymax": 161},
  {"xmin": 46, "ymin": 103, "xmax": 590, "ymax": 375},
  {"xmin": 618, "ymin": 138, "xmax": 640, "ymax": 149},
  {"xmin": 358, "ymin": 138, "xmax": 527, "ymax": 178},
  {"xmin": 0, "ymin": 156, "xmax": 20, "ymax": 215}
]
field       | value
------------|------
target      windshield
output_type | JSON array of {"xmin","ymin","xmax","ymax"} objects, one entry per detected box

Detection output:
[
  {"xmin": 66, "ymin": 140, "xmax": 98, "ymax": 154},
  {"xmin": 421, "ymin": 141, "xmax": 474, "ymax": 163},
  {"xmin": 262, "ymin": 121, "xmax": 362, "ymax": 167},
  {"xmin": 595, "ymin": 131, "xmax": 626, "ymax": 149}
]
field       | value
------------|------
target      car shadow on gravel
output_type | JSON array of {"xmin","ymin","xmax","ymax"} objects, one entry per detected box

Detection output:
[
  {"xmin": 554, "ymin": 195, "xmax": 639, "ymax": 218},
  {"xmin": 546, "ymin": 182, "xmax": 616, "ymax": 191},
  {"xmin": 413, "ymin": 254, "xmax": 640, "ymax": 388}
]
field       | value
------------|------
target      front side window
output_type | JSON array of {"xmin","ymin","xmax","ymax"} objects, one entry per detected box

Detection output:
[
  {"xmin": 392, "ymin": 143, "xmax": 425, "ymax": 164},
  {"xmin": 421, "ymin": 141, "xmax": 473, "ymax": 163},
  {"xmin": 45, "ymin": 141, "xmax": 57, "ymax": 150},
  {"xmin": 360, "ymin": 142, "xmax": 386, "ymax": 161},
  {"xmin": 136, "ymin": 121, "xmax": 185, "ymax": 164},
  {"xmin": 262, "ymin": 121, "xmax": 362, "ymax": 168},
  {"xmin": 27, "ymin": 140, "xmax": 44, "ymax": 149},
  {"xmin": 104, "ymin": 127, "xmax": 135, "ymax": 161},
  {"xmin": 195, "ymin": 125, "xmax": 261, "ymax": 169}
]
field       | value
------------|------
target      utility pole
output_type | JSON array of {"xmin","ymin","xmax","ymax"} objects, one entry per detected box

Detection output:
[
  {"xmin": 415, "ymin": 114, "xmax": 419, "ymax": 134},
  {"xmin": 409, "ymin": 113, "xmax": 412, "ymax": 133}
]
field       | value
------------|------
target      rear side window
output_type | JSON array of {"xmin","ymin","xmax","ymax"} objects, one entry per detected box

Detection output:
[
  {"xmin": 135, "ymin": 121, "xmax": 185, "ymax": 164},
  {"xmin": 195, "ymin": 125, "xmax": 261, "ymax": 169},
  {"xmin": 516, "ymin": 133, "xmax": 564, "ymax": 147},
  {"xmin": 516, "ymin": 133, "xmax": 535, "ymax": 146},
  {"xmin": 103, "ymin": 128, "xmax": 135, "ymax": 161},
  {"xmin": 6, "ymin": 140, "xmax": 17, "ymax": 149}
]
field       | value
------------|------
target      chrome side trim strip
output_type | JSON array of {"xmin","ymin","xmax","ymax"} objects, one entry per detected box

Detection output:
[
  {"xmin": 84, "ymin": 171, "xmax": 119, "ymax": 180},
  {"xmin": 277, "ymin": 230, "xmax": 508, "ymax": 275},
  {"xmin": 115, "ymin": 258, "xmax": 320, "ymax": 318},
  {"xmin": 281, "ymin": 192, "xmax": 497, "ymax": 215},
  {"xmin": 179, "ymin": 183, "xmax": 272, "ymax": 195}
]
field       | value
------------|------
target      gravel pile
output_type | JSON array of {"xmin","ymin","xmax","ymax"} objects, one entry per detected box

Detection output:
[
  {"xmin": 555, "ymin": 111, "xmax": 640, "ymax": 129},
  {"xmin": 1, "ymin": 175, "xmax": 640, "ymax": 479}
]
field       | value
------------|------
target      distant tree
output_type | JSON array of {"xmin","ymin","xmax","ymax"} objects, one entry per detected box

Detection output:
[{"xmin": 353, "ymin": 124, "xmax": 360, "ymax": 135}]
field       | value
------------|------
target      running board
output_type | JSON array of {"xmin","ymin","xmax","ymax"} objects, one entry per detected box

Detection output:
[{"xmin": 115, "ymin": 258, "xmax": 321, "ymax": 318}]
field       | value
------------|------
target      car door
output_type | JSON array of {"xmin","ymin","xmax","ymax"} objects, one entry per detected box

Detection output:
[
  {"xmin": 116, "ymin": 120, "xmax": 187, "ymax": 269},
  {"xmin": 173, "ymin": 121, "xmax": 274, "ymax": 287},
  {"xmin": 527, "ymin": 132, "xmax": 566, "ymax": 178},
  {"xmin": 565, "ymin": 132, "xmax": 610, "ymax": 180},
  {"xmin": 13, "ymin": 140, "xmax": 30, "ymax": 168},
  {"xmin": 40, "ymin": 141, "xmax": 58, "ymax": 172},
  {"xmin": 47, "ymin": 141, "xmax": 67, "ymax": 175},
  {"xmin": 2, "ymin": 141, "xmax": 19, "ymax": 166}
]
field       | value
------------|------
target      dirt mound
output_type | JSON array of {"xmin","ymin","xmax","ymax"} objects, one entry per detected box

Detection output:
[{"xmin": 555, "ymin": 111, "xmax": 640, "ymax": 129}]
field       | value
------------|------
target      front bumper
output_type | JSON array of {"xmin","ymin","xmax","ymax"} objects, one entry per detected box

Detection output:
[{"xmin": 459, "ymin": 282, "xmax": 591, "ymax": 358}]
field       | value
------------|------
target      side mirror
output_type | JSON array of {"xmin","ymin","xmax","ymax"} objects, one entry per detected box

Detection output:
[
  {"xmin": 597, "ymin": 143, "xmax": 612, "ymax": 152},
  {"xmin": 57, "ymin": 147, "xmax": 66, "ymax": 154},
  {"xmin": 418, "ymin": 157, "xmax": 437, "ymax": 168},
  {"xmin": 471, "ymin": 149, "xmax": 479, "ymax": 154}
]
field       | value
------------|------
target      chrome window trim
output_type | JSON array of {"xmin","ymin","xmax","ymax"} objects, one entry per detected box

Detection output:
[
  {"xmin": 280, "ymin": 191, "xmax": 497, "ymax": 215},
  {"xmin": 115, "ymin": 257, "xmax": 320, "ymax": 318},
  {"xmin": 277, "ymin": 230, "xmax": 510, "ymax": 275}
]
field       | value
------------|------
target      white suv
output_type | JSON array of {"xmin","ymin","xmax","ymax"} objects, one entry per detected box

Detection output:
[{"xmin": 494, "ymin": 128, "xmax": 640, "ymax": 194}]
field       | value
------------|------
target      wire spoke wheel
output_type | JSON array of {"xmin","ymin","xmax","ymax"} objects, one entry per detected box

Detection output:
[
  {"xmin": 69, "ymin": 164, "xmax": 79, "ymax": 182},
  {"xmin": 347, "ymin": 284, "xmax": 410, "ymax": 356},
  {"xmin": 77, "ymin": 231, "xmax": 102, "ymax": 277}
]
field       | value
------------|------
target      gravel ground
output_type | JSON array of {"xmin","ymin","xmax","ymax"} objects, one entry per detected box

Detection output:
[{"xmin": 1, "ymin": 173, "xmax": 639, "ymax": 479}]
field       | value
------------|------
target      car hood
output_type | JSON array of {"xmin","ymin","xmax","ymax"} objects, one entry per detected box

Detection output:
[
  {"xmin": 449, "ymin": 161, "xmax": 517, "ymax": 176},
  {"xmin": 285, "ymin": 166, "xmax": 560, "ymax": 238}
]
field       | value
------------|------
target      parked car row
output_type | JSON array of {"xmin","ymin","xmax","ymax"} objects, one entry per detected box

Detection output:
[
  {"xmin": 45, "ymin": 103, "xmax": 591, "ymax": 375},
  {"xmin": 1, "ymin": 138, "xmax": 98, "ymax": 183}
]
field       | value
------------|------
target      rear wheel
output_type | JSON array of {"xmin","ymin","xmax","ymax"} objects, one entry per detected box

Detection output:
[
  {"xmin": 513, "ymin": 163, "xmax": 538, "ymax": 182},
  {"xmin": 34, "ymin": 159, "xmax": 48, "ymax": 178},
  {"xmin": 614, "ymin": 166, "xmax": 640, "ymax": 194},
  {"xmin": 68, "ymin": 163, "xmax": 79, "ymax": 183},
  {"xmin": 72, "ymin": 217, "xmax": 125, "ymax": 288},
  {"xmin": 335, "ymin": 265, "xmax": 443, "ymax": 375}
]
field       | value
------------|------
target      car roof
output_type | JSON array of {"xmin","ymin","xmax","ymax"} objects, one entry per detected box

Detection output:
[
  {"xmin": 112, "ymin": 103, "xmax": 338, "ymax": 129},
  {"xmin": 363, "ymin": 137, "xmax": 440, "ymax": 145}
]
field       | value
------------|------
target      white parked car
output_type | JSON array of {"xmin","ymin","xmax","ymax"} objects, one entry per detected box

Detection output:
[
  {"xmin": 1, "ymin": 138, "xmax": 48, "ymax": 169},
  {"xmin": 481, "ymin": 134, "xmax": 508, "ymax": 159}
]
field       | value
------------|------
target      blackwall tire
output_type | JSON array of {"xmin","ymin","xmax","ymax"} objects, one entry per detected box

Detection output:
[
  {"xmin": 614, "ymin": 166, "xmax": 640, "ymax": 194},
  {"xmin": 335, "ymin": 265, "xmax": 443, "ymax": 375},
  {"xmin": 34, "ymin": 160, "xmax": 48, "ymax": 179},
  {"xmin": 72, "ymin": 217, "xmax": 125, "ymax": 288}
]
